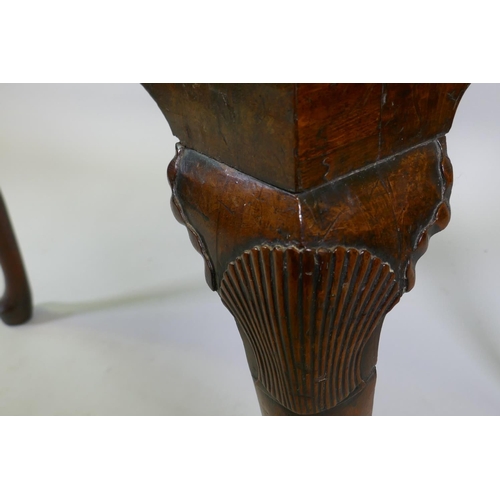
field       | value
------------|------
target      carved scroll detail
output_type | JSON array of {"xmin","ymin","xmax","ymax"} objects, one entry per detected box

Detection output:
[{"xmin": 220, "ymin": 245, "xmax": 400, "ymax": 414}]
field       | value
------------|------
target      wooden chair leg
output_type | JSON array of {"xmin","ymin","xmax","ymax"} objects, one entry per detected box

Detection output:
[
  {"xmin": 0, "ymin": 191, "xmax": 32, "ymax": 326},
  {"xmin": 166, "ymin": 144, "xmax": 450, "ymax": 415},
  {"xmin": 144, "ymin": 83, "xmax": 468, "ymax": 415}
]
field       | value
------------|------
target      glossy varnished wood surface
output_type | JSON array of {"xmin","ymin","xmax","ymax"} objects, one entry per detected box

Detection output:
[
  {"xmin": 168, "ymin": 139, "xmax": 451, "ymax": 293},
  {"xmin": 256, "ymin": 370, "xmax": 377, "ymax": 416},
  {"xmin": 151, "ymin": 83, "xmax": 468, "ymax": 415},
  {"xmin": 144, "ymin": 83, "xmax": 468, "ymax": 192},
  {"xmin": 296, "ymin": 83, "xmax": 467, "ymax": 190}
]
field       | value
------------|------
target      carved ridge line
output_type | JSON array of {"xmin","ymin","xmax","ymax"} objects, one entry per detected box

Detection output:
[
  {"xmin": 283, "ymin": 249, "xmax": 302, "ymax": 408},
  {"xmin": 222, "ymin": 268, "xmax": 264, "ymax": 380},
  {"xmin": 322, "ymin": 248, "xmax": 346, "ymax": 410},
  {"xmin": 224, "ymin": 271, "xmax": 264, "ymax": 358},
  {"xmin": 318, "ymin": 251, "xmax": 340, "ymax": 409},
  {"xmin": 308, "ymin": 250, "xmax": 321, "ymax": 409},
  {"xmin": 270, "ymin": 249, "xmax": 296, "ymax": 410},
  {"xmin": 353, "ymin": 273, "xmax": 397, "ymax": 387},
  {"xmin": 326, "ymin": 248, "xmax": 352, "ymax": 406},
  {"xmin": 219, "ymin": 245, "xmax": 401, "ymax": 414},
  {"xmin": 338, "ymin": 251, "xmax": 372, "ymax": 400},
  {"xmin": 261, "ymin": 247, "xmax": 293, "ymax": 410},
  {"xmin": 178, "ymin": 136, "xmax": 444, "ymax": 198},
  {"xmin": 357, "ymin": 281, "xmax": 400, "ymax": 374},
  {"xmin": 234, "ymin": 258, "xmax": 278, "ymax": 400},
  {"xmin": 345, "ymin": 257, "xmax": 376, "ymax": 391},
  {"xmin": 246, "ymin": 250, "xmax": 284, "ymax": 404},
  {"xmin": 255, "ymin": 249, "xmax": 279, "ymax": 404},
  {"xmin": 332, "ymin": 250, "xmax": 363, "ymax": 403}
]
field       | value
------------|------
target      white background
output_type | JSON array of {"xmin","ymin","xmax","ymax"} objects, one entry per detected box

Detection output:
[{"xmin": 1, "ymin": 83, "xmax": 500, "ymax": 415}]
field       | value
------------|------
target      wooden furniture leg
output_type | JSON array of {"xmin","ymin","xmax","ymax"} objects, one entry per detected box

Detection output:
[
  {"xmin": 144, "ymin": 83, "xmax": 469, "ymax": 415},
  {"xmin": 0, "ymin": 191, "xmax": 32, "ymax": 326}
]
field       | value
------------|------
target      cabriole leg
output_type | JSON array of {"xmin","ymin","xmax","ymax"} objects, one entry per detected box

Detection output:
[
  {"xmin": 166, "ymin": 139, "xmax": 452, "ymax": 415},
  {"xmin": 143, "ymin": 83, "xmax": 468, "ymax": 415}
]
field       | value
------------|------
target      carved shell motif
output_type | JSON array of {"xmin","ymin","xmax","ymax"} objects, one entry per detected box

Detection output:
[{"xmin": 219, "ymin": 245, "xmax": 401, "ymax": 414}]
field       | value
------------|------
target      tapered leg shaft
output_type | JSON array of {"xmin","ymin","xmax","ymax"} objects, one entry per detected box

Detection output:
[{"xmin": 0, "ymin": 191, "xmax": 32, "ymax": 325}]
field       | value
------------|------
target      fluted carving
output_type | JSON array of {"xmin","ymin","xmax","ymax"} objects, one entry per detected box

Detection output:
[
  {"xmin": 165, "ymin": 141, "xmax": 455, "ymax": 414},
  {"xmin": 220, "ymin": 245, "xmax": 400, "ymax": 414}
]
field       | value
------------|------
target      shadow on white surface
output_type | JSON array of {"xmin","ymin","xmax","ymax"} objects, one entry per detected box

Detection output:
[{"xmin": 30, "ymin": 282, "xmax": 204, "ymax": 325}]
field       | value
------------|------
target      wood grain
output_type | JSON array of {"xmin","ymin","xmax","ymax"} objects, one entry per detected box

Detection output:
[
  {"xmin": 145, "ymin": 83, "xmax": 468, "ymax": 192},
  {"xmin": 220, "ymin": 246, "xmax": 399, "ymax": 414},
  {"xmin": 146, "ymin": 83, "xmax": 468, "ymax": 415}
]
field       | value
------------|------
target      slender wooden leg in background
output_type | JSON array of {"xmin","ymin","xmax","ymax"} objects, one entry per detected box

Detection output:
[
  {"xmin": 144, "ymin": 83, "xmax": 469, "ymax": 415},
  {"xmin": 0, "ymin": 191, "xmax": 32, "ymax": 326}
]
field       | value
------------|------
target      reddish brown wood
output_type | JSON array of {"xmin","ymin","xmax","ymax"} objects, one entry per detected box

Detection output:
[
  {"xmin": 145, "ymin": 83, "xmax": 468, "ymax": 416},
  {"xmin": 256, "ymin": 370, "xmax": 377, "ymax": 416},
  {"xmin": 144, "ymin": 83, "xmax": 468, "ymax": 192},
  {"xmin": 142, "ymin": 84, "xmax": 298, "ymax": 191},
  {"xmin": 295, "ymin": 83, "xmax": 466, "ymax": 189},
  {"xmin": 0, "ymin": 191, "xmax": 32, "ymax": 326}
]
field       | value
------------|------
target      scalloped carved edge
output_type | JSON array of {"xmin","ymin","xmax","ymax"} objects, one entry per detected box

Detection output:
[
  {"xmin": 167, "ymin": 144, "xmax": 217, "ymax": 290},
  {"xmin": 219, "ymin": 245, "xmax": 401, "ymax": 414},
  {"xmin": 405, "ymin": 136, "xmax": 452, "ymax": 291}
]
